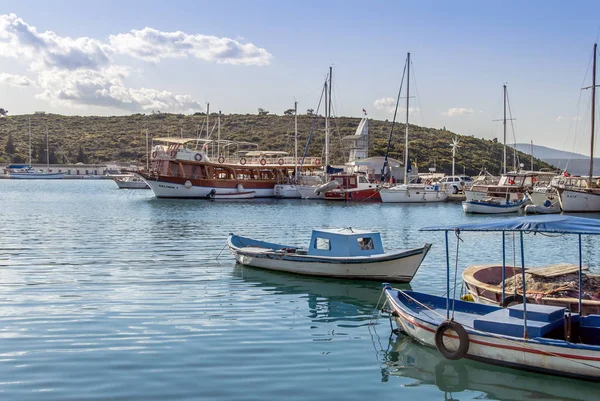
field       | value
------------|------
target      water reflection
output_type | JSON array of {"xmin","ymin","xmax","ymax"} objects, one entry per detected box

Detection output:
[
  {"xmin": 379, "ymin": 333, "xmax": 600, "ymax": 401},
  {"xmin": 231, "ymin": 264, "xmax": 411, "ymax": 322}
]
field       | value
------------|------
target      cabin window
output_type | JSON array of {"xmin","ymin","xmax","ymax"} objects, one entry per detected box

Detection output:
[
  {"xmin": 357, "ymin": 237, "xmax": 374, "ymax": 250},
  {"xmin": 358, "ymin": 176, "xmax": 368, "ymax": 184},
  {"xmin": 314, "ymin": 237, "xmax": 331, "ymax": 250},
  {"xmin": 350, "ymin": 177, "xmax": 356, "ymax": 185}
]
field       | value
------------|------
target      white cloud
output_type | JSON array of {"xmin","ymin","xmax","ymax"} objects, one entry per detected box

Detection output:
[
  {"xmin": 0, "ymin": 72, "xmax": 35, "ymax": 87},
  {"xmin": 373, "ymin": 97, "xmax": 419, "ymax": 114},
  {"xmin": 110, "ymin": 28, "xmax": 272, "ymax": 66},
  {"xmin": 556, "ymin": 116, "xmax": 564, "ymax": 122},
  {"xmin": 442, "ymin": 107, "xmax": 480, "ymax": 117},
  {"xmin": 0, "ymin": 13, "xmax": 272, "ymax": 113}
]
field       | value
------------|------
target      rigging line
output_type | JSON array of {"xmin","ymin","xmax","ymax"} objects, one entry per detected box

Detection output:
[
  {"xmin": 396, "ymin": 289, "xmax": 600, "ymax": 371},
  {"xmin": 451, "ymin": 230, "xmax": 462, "ymax": 319},
  {"xmin": 506, "ymin": 90, "xmax": 520, "ymax": 169},
  {"xmin": 410, "ymin": 59, "xmax": 426, "ymax": 127},
  {"xmin": 382, "ymin": 60, "xmax": 408, "ymax": 179},
  {"xmin": 300, "ymin": 79, "xmax": 326, "ymax": 167}
]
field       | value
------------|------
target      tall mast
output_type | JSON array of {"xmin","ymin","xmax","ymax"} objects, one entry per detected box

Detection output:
[
  {"xmin": 28, "ymin": 118, "xmax": 31, "ymax": 166},
  {"xmin": 217, "ymin": 111, "xmax": 221, "ymax": 157},
  {"xmin": 324, "ymin": 82, "xmax": 329, "ymax": 173},
  {"xmin": 294, "ymin": 101, "xmax": 298, "ymax": 182},
  {"xmin": 503, "ymin": 84, "xmax": 507, "ymax": 174},
  {"xmin": 206, "ymin": 103, "xmax": 210, "ymax": 139},
  {"xmin": 146, "ymin": 128, "xmax": 149, "ymax": 171},
  {"xmin": 530, "ymin": 140, "xmax": 534, "ymax": 171},
  {"xmin": 589, "ymin": 43, "xmax": 597, "ymax": 187},
  {"xmin": 404, "ymin": 52, "xmax": 410, "ymax": 185},
  {"xmin": 46, "ymin": 124, "xmax": 49, "ymax": 169}
]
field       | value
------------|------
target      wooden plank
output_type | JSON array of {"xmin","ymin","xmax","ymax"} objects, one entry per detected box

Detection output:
[{"xmin": 526, "ymin": 263, "xmax": 588, "ymax": 277}]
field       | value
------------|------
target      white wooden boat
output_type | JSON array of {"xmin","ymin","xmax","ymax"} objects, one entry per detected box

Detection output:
[
  {"xmin": 462, "ymin": 195, "xmax": 529, "ymax": 214},
  {"xmin": 383, "ymin": 214, "xmax": 600, "ymax": 381},
  {"xmin": 207, "ymin": 189, "xmax": 255, "ymax": 200},
  {"xmin": 113, "ymin": 175, "xmax": 150, "ymax": 189},
  {"xmin": 9, "ymin": 168, "xmax": 65, "ymax": 179},
  {"xmin": 380, "ymin": 183, "xmax": 448, "ymax": 203},
  {"xmin": 524, "ymin": 202, "xmax": 561, "ymax": 214},
  {"xmin": 228, "ymin": 228, "xmax": 431, "ymax": 282}
]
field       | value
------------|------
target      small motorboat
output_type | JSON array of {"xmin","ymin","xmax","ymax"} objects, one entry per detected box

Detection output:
[
  {"xmin": 227, "ymin": 228, "xmax": 431, "ymax": 282},
  {"xmin": 462, "ymin": 195, "xmax": 529, "ymax": 214},
  {"xmin": 524, "ymin": 199, "xmax": 561, "ymax": 214},
  {"xmin": 113, "ymin": 174, "xmax": 150, "ymax": 189},
  {"xmin": 206, "ymin": 189, "xmax": 255, "ymax": 200}
]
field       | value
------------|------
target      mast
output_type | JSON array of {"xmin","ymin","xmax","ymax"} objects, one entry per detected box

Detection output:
[
  {"xmin": 404, "ymin": 52, "xmax": 410, "ymax": 185},
  {"xmin": 28, "ymin": 118, "xmax": 31, "ymax": 166},
  {"xmin": 503, "ymin": 84, "xmax": 507, "ymax": 174},
  {"xmin": 146, "ymin": 128, "xmax": 149, "ymax": 171},
  {"xmin": 218, "ymin": 111, "xmax": 221, "ymax": 157},
  {"xmin": 294, "ymin": 101, "xmax": 298, "ymax": 182},
  {"xmin": 206, "ymin": 103, "xmax": 210, "ymax": 139},
  {"xmin": 530, "ymin": 140, "xmax": 534, "ymax": 171},
  {"xmin": 589, "ymin": 43, "xmax": 597, "ymax": 187},
  {"xmin": 325, "ymin": 67, "xmax": 332, "ymax": 171},
  {"xmin": 45, "ymin": 124, "xmax": 49, "ymax": 169}
]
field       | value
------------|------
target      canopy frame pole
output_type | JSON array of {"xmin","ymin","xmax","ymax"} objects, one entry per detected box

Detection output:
[
  {"xmin": 502, "ymin": 231, "xmax": 506, "ymax": 303},
  {"xmin": 579, "ymin": 234, "xmax": 583, "ymax": 314},
  {"xmin": 520, "ymin": 231, "xmax": 528, "ymax": 339},
  {"xmin": 445, "ymin": 230, "xmax": 451, "ymax": 320}
]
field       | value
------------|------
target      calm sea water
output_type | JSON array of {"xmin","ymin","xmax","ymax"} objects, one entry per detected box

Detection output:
[{"xmin": 1, "ymin": 179, "xmax": 600, "ymax": 401}]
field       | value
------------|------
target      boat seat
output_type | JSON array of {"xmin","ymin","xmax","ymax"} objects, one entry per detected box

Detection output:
[{"xmin": 473, "ymin": 304, "xmax": 566, "ymax": 338}]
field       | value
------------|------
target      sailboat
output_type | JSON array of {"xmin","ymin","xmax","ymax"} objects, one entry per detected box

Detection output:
[
  {"xmin": 274, "ymin": 101, "xmax": 301, "ymax": 198},
  {"xmin": 379, "ymin": 53, "xmax": 448, "ymax": 203},
  {"xmin": 555, "ymin": 43, "xmax": 600, "ymax": 212},
  {"xmin": 9, "ymin": 121, "xmax": 65, "ymax": 179}
]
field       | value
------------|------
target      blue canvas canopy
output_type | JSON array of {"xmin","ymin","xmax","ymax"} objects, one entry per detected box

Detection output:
[{"xmin": 421, "ymin": 215, "xmax": 600, "ymax": 236}]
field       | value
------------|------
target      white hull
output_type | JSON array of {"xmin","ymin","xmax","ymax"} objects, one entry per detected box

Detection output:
[
  {"xmin": 385, "ymin": 290, "xmax": 600, "ymax": 379},
  {"xmin": 9, "ymin": 172, "xmax": 65, "ymax": 179},
  {"xmin": 142, "ymin": 177, "xmax": 274, "ymax": 198},
  {"xmin": 274, "ymin": 184, "xmax": 301, "ymax": 198},
  {"xmin": 464, "ymin": 189, "xmax": 487, "ymax": 201},
  {"xmin": 557, "ymin": 188, "xmax": 600, "ymax": 212},
  {"xmin": 380, "ymin": 185, "xmax": 448, "ymax": 203},
  {"xmin": 115, "ymin": 180, "xmax": 150, "ymax": 189},
  {"xmin": 233, "ymin": 249, "xmax": 429, "ymax": 282},
  {"xmin": 296, "ymin": 185, "xmax": 325, "ymax": 199},
  {"xmin": 462, "ymin": 198, "xmax": 528, "ymax": 214},
  {"xmin": 524, "ymin": 204, "xmax": 561, "ymax": 214},
  {"xmin": 210, "ymin": 191, "xmax": 255, "ymax": 200}
]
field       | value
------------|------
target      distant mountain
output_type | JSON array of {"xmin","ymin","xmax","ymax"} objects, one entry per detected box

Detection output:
[{"xmin": 511, "ymin": 143, "xmax": 600, "ymax": 175}]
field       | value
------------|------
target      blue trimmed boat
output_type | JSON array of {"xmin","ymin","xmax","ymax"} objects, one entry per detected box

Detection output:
[
  {"xmin": 228, "ymin": 228, "xmax": 431, "ymax": 282},
  {"xmin": 383, "ymin": 215, "xmax": 600, "ymax": 380},
  {"xmin": 462, "ymin": 194, "xmax": 530, "ymax": 214}
]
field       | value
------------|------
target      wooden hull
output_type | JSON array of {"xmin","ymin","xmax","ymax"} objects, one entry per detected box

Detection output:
[
  {"xmin": 209, "ymin": 191, "xmax": 255, "ymax": 200},
  {"xmin": 228, "ymin": 235, "xmax": 430, "ymax": 282},
  {"xmin": 462, "ymin": 198, "xmax": 528, "ymax": 214},
  {"xmin": 462, "ymin": 264, "xmax": 600, "ymax": 315},
  {"xmin": 384, "ymin": 288, "xmax": 600, "ymax": 380},
  {"xmin": 380, "ymin": 186, "xmax": 448, "ymax": 203},
  {"xmin": 324, "ymin": 188, "xmax": 381, "ymax": 201},
  {"xmin": 557, "ymin": 187, "xmax": 600, "ymax": 212}
]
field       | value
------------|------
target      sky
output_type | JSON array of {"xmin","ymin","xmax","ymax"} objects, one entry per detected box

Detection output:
[{"xmin": 2, "ymin": 0, "xmax": 600, "ymax": 155}]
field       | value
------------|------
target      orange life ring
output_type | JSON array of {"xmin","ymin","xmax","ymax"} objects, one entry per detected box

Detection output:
[
  {"xmin": 151, "ymin": 151, "xmax": 157, "ymax": 159},
  {"xmin": 194, "ymin": 153, "xmax": 203, "ymax": 162},
  {"xmin": 218, "ymin": 156, "xmax": 225, "ymax": 164},
  {"xmin": 240, "ymin": 158, "xmax": 247, "ymax": 165},
  {"xmin": 277, "ymin": 158, "xmax": 284, "ymax": 166},
  {"xmin": 260, "ymin": 158, "xmax": 267, "ymax": 166},
  {"xmin": 315, "ymin": 159, "xmax": 321, "ymax": 165}
]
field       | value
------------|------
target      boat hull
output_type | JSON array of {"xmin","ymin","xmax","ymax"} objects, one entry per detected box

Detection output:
[
  {"xmin": 274, "ymin": 184, "xmax": 300, "ymax": 198},
  {"xmin": 557, "ymin": 187, "xmax": 600, "ymax": 212},
  {"xmin": 296, "ymin": 185, "xmax": 325, "ymax": 199},
  {"xmin": 139, "ymin": 175, "xmax": 275, "ymax": 198},
  {"xmin": 462, "ymin": 198, "xmax": 528, "ymax": 214},
  {"xmin": 9, "ymin": 172, "xmax": 65, "ymax": 179},
  {"xmin": 115, "ymin": 180, "xmax": 150, "ymax": 189},
  {"xmin": 384, "ymin": 288, "xmax": 600, "ymax": 380},
  {"xmin": 209, "ymin": 191, "xmax": 255, "ymax": 200},
  {"xmin": 324, "ymin": 188, "xmax": 381, "ymax": 201},
  {"xmin": 380, "ymin": 187, "xmax": 448, "ymax": 203}
]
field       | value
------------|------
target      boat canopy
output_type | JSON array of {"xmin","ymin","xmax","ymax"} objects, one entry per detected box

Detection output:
[
  {"xmin": 308, "ymin": 228, "xmax": 384, "ymax": 257},
  {"xmin": 421, "ymin": 215, "xmax": 600, "ymax": 235}
]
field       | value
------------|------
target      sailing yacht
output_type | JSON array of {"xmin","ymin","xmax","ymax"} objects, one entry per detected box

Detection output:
[
  {"xmin": 379, "ymin": 53, "xmax": 448, "ymax": 203},
  {"xmin": 554, "ymin": 43, "xmax": 600, "ymax": 212},
  {"xmin": 9, "ymin": 121, "xmax": 65, "ymax": 179}
]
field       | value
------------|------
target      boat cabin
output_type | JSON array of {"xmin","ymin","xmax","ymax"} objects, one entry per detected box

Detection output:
[{"xmin": 308, "ymin": 228, "xmax": 384, "ymax": 257}]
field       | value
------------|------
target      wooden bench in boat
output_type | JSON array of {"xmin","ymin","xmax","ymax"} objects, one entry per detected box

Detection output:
[{"xmin": 473, "ymin": 303, "xmax": 566, "ymax": 338}]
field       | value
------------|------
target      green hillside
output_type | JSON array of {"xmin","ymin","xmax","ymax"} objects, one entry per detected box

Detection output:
[{"xmin": 0, "ymin": 112, "xmax": 555, "ymax": 176}]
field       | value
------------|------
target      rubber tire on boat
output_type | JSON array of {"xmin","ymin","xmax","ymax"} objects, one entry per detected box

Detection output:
[
  {"xmin": 500, "ymin": 294, "xmax": 526, "ymax": 308},
  {"xmin": 434, "ymin": 320, "xmax": 469, "ymax": 360},
  {"xmin": 452, "ymin": 185, "xmax": 459, "ymax": 195},
  {"xmin": 434, "ymin": 360, "xmax": 468, "ymax": 393}
]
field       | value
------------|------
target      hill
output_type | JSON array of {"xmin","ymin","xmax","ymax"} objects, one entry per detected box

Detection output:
[
  {"xmin": 512, "ymin": 143, "xmax": 586, "ymax": 160},
  {"xmin": 511, "ymin": 143, "xmax": 600, "ymax": 175},
  {"xmin": 0, "ymin": 113, "xmax": 556, "ymax": 176}
]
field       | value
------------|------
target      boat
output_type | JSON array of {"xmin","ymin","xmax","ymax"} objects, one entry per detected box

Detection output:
[
  {"xmin": 383, "ymin": 215, "xmax": 600, "ymax": 381},
  {"xmin": 274, "ymin": 101, "xmax": 301, "ymax": 198},
  {"xmin": 524, "ymin": 200, "xmax": 561, "ymax": 214},
  {"xmin": 465, "ymin": 171, "xmax": 553, "ymax": 202},
  {"xmin": 462, "ymin": 194, "xmax": 530, "ymax": 214},
  {"xmin": 381, "ymin": 334, "xmax": 600, "ymax": 399},
  {"xmin": 9, "ymin": 121, "xmax": 65, "ymax": 180},
  {"xmin": 323, "ymin": 173, "xmax": 381, "ymax": 201},
  {"xmin": 136, "ymin": 137, "xmax": 321, "ymax": 198},
  {"xmin": 378, "ymin": 53, "xmax": 447, "ymax": 204},
  {"xmin": 113, "ymin": 174, "xmax": 150, "ymax": 189},
  {"xmin": 206, "ymin": 189, "xmax": 255, "ymax": 200},
  {"xmin": 555, "ymin": 44, "xmax": 600, "ymax": 212},
  {"xmin": 227, "ymin": 228, "xmax": 431, "ymax": 282},
  {"xmin": 462, "ymin": 263, "xmax": 600, "ymax": 314}
]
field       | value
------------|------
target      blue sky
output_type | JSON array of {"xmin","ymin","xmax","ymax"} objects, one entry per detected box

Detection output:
[{"xmin": 2, "ymin": 1, "xmax": 600, "ymax": 155}]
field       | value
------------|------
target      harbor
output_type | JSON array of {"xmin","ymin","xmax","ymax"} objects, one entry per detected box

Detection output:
[{"xmin": 1, "ymin": 179, "xmax": 600, "ymax": 400}]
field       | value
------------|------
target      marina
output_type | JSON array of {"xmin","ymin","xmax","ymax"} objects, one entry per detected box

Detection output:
[{"xmin": 2, "ymin": 179, "xmax": 600, "ymax": 400}]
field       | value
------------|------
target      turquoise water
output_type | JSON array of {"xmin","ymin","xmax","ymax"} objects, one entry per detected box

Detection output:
[{"xmin": 1, "ymin": 179, "xmax": 600, "ymax": 400}]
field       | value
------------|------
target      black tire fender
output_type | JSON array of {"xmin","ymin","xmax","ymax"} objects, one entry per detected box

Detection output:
[
  {"xmin": 500, "ymin": 294, "xmax": 526, "ymax": 308},
  {"xmin": 434, "ymin": 320, "xmax": 469, "ymax": 360}
]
